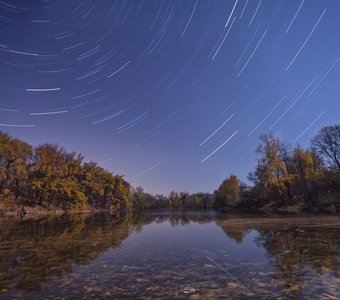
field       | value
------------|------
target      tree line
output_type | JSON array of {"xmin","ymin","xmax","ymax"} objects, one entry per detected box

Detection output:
[
  {"xmin": 0, "ymin": 132, "xmax": 131, "ymax": 211},
  {"xmin": 215, "ymin": 124, "xmax": 340, "ymax": 212},
  {"xmin": 1, "ymin": 123, "xmax": 339, "ymax": 213},
  {"xmin": 132, "ymin": 124, "xmax": 339, "ymax": 213}
]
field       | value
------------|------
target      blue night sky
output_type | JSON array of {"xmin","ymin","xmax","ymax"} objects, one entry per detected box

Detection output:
[{"xmin": 0, "ymin": 0, "xmax": 339, "ymax": 195}]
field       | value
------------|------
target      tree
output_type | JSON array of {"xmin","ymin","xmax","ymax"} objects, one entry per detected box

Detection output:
[
  {"xmin": 30, "ymin": 144, "xmax": 86, "ymax": 209},
  {"xmin": 179, "ymin": 192, "xmax": 189, "ymax": 208},
  {"xmin": 0, "ymin": 133, "xmax": 32, "ymax": 197},
  {"xmin": 292, "ymin": 147, "xmax": 315, "ymax": 206},
  {"xmin": 278, "ymin": 142, "xmax": 294, "ymax": 199},
  {"xmin": 111, "ymin": 175, "xmax": 131, "ymax": 209},
  {"xmin": 0, "ymin": 132, "xmax": 133, "ymax": 212},
  {"xmin": 311, "ymin": 124, "xmax": 340, "ymax": 172},
  {"xmin": 215, "ymin": 175, "xmax": 240, "ymax": 208},
  {"xmin": 132, "ymin": 186, "xmax": 145, "ymax": 209},
  {"xmin": 249, "ymin": 134, "xmax": 290, "ymax": 202},
  {"xmin": 81, "ymin": 162, "xmax": 105, "ymax": 207},
  {"xmin": 79, "ymin": 163, "xmax": 131, "ymax": 210},
  {"xmin": 169, "ymin": 191, "xmax": 180, "ymax": 208}
]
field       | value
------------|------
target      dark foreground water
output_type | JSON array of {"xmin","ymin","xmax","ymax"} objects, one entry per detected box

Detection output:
[{"xmin": 0, "ymin": 211, "xmax": 339, "ymax": 299}]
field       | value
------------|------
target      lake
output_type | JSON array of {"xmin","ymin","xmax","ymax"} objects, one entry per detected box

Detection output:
[{"xmin": 0, "ymin": 211, "xmax": 339, "ymax": 299}]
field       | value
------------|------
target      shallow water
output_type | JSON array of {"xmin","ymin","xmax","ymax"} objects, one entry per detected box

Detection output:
[{"xmin": 0, "ymin": 211, "xmax": 339, "ymax": 299}]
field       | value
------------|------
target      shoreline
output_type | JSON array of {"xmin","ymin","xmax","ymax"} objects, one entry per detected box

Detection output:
[
  {"xmin": 0, "ymin": 204, "xmax": 121, "ymax": 219},
  {"xmin": 1, "ymin": 205, "xmax": 338, "ymax": 221}
]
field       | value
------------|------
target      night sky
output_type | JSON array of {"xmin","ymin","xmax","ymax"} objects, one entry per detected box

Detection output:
[{"xmin": 1, "ymin": 0, "xmax": 339, "ymax": 195}]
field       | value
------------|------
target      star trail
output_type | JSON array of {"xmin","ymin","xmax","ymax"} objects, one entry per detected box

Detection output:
[{"xmin": 0, "ymin": 0, "xmax": 339, "ymax": 194}]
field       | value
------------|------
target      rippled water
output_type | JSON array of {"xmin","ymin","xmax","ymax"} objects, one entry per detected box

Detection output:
[{"xmin": 0, "ymin": 211, "xmax": 339, "ymax": 299}]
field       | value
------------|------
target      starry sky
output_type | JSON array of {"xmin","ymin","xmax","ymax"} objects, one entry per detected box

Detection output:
[{"xmin": 0, "ymin": 0, "xmax": 339, "ymax": 195}]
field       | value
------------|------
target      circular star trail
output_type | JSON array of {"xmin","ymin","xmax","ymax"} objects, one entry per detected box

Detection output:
[{"xmin": 0, "ymin": 0, "xmax": 339, "ymax": 194}]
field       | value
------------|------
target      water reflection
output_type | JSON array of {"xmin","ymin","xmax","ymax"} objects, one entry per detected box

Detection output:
[
  {"xmin": 255, "ymin": 224, "xmax": 339, "ymax": 298},
  {"xmin": 0, "ymin": 213, "xmax": 128, "ymax": 293},
  {"xmin": 0, "ymin": 212, "xmax": 339, "ymax": 299},
  {"xmin": 216, "ymin": 216, "xmax": 340, "ymax": 298}
]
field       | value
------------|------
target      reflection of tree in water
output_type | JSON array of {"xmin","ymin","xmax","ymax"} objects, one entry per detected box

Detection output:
[
  {"xmin": 0, "ymin": 211, "xmax": 218, "ymax": 292},
  {"xmin": 255, "ymin": 224, "xmax": 340, "ymax": 298},
  {"xmin": 215, "ymin": 217, "xmax": 340, "ymax": 298},
  {"xmin": 168, "ymin": 212, "xmax": 217, "ymax": 227},
  {"xmin": 214, "ymin": 220, "xmax": 247, "ymax": 243},
  {"xmin": 1, "ymin": 213, "xmax": 338, "ymax": 298},
  {"xmin": 0, "ymin": 213, "xmax": 132, "ymax": 292},
  {"xmin": 214, "ymin": 215, "xmax": 255, "ymax": 243},
  {"xmin": 131, "ymin": 210, "xmax": 218, "ymax": 228}
]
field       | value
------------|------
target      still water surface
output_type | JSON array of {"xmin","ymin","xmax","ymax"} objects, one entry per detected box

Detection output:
[{"xmin": 0, "ymin": 211, "xmax": 339, "ymax": 299}]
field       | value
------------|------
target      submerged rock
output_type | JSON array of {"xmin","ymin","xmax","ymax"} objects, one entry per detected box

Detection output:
[
  {"xmin": 146, "ymin": 285, "xmax": 161, "ymax": 292},
  {"xmin": 183, "ymin": 287, "xmax": 196, "ymax": 294},
  {"xmin": 111, "ymin": 286, "xmax": 127, "ymax": 294}
]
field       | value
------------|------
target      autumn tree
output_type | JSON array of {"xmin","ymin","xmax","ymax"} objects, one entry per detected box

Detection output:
[
  {"xmin": 292, "ymin": 147, "xmax": 315, "ymax": 206},
  {"xmin": 30, "ymin": 144, "xmax": 86, "ymax": 209},
  {"xmin": 278, "ymin": 142, "xmax": 295, "ymax": 199},
  {"xmin": 81, "ymin": 162, "xmax": 106, "ymax": 207},
  {"xmin": 311, "ymin": 124, "xmax": 340, "ymax": 172},
  {"xmin": 248, "ymin": 134, "xmax": 294, "ymax": 203},
  {"xmin": 132, "ymin": 186, "xmax": 145, "ymax": 209},
  {"xmin": 111, "ymin": 175, "xmax": 131, "ymax": 209},
  {"xmin": 0, "ymin": 132, "xmax": 132, "ymax": 212},
  {"xmin": 80, "ymin": 163, "xmax": 131, "ymax": 210},
  {"xmin": 215, "ymin": 175, "xmax": 240, "ymax": 208},
  {"xmin": 0, "ymin": 132, "xmax": 32, "ymax": 199}
]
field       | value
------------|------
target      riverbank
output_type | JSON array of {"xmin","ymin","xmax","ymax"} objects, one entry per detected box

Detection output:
[
  {"xmin": 1, "ymin": 195, "xmax": 338, "ymax": 219},
  {"xmin": 257, "ymin": 199, "xmax": 339, "ymax": 214},
  {"xmin": 0, "ymin": 197, "xmax": 117, "ymax": 219},
  {"xmin": 1, "ymin": 205, "xmax": 339, "ymax": 219}
]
